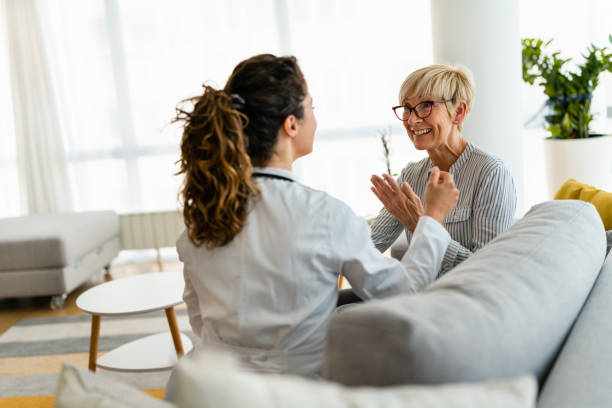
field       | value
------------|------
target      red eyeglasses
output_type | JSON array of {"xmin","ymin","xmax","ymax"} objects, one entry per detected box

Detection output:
[{"xmin": 392, "ymin": 99, "xmax": 452, "ymax": 121}]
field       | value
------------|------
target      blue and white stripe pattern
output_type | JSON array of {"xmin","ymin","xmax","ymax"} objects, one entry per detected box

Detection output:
[{"xmin": 370, "ymin": 142, "xmax": 517, "ymax": 275}]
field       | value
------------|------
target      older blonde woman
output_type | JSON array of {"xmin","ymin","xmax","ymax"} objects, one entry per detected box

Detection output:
[{"xmin": 370, "ymin": 64, "xmax": 516, "ymax": 275}]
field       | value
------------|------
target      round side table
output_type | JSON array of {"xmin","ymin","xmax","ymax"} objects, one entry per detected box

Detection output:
[{"xmin": 76, "ymin": 272, "xmax": 193, "ymax": 372}]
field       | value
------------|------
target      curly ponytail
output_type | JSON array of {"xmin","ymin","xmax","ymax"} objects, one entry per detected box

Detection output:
[
  {"xmin": 175, "ymin": 86, "xmax": 259, "ymax": 248},
  {"xmin": 176, "ymin": 54, "xmax": 306, "ymax": 248}
]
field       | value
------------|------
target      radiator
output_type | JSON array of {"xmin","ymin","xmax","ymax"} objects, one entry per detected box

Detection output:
[{"xmin": 119, "ymin": 210, "xmax": 185, "ymax": 250}]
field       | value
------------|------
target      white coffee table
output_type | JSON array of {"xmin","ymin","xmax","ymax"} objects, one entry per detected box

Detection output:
[{"xmin": 76, "ymin": 272, "xmax": 193, "ymax": 372}]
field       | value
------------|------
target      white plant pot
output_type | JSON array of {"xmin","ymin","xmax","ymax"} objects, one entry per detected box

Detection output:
[{"xmin": 543, "ymin": 135, "xmax": 612, "ymax": 199}]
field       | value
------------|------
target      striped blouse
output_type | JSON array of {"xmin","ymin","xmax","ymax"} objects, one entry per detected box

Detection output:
[{"xmin": 370, "ymin": 142, "xmax": 517, "ymax": 275}]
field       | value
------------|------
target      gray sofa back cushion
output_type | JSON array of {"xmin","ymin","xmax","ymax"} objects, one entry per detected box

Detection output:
[{"xmin": 324, "ymin": 200, "xmax": 606, "ymax": 386}]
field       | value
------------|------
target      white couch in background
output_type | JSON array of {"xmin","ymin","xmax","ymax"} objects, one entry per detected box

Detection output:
[{"xmin": 0, "ymin": 211, "xmax": 120, "ymax": 308}]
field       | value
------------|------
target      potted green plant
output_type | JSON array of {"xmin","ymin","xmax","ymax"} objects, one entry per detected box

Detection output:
[{"xmin": 522, "ymin": 36, "xmax": 612, "ymax": 197}]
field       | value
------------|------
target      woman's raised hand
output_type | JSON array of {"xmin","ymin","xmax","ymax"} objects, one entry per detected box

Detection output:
[
  {"xmin": 370, "ymin": 174, "xmax": 425, "ymax": 232},
  {"xmin": 423, "ymin": 167, "xmax": 459, "ymax": 224},
  {"xmin": 370, "ymin": 167, "xmax": 459, "ymax": 231}
]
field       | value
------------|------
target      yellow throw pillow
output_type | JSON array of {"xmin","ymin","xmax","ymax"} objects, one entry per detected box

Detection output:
[{"xmin": 554, "ymin": 179, "xmax": 612, "ymax": 230}]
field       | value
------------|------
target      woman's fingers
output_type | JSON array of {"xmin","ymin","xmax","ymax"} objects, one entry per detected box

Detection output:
[
  {"xmin": 371, "ymin": 174, "xmax": 402, "ymax": 201},
  {"xmin": 400, "ymin": 181, "xmax": 420, "ymax": 201},
  {"xmin": 400, "ymin": 183, "xmax": 411, "ymax": 201},
  {"xmin": 370, "ymin": 186, "xmax": 383, "ymax": 202},
  {"xmin": 400, "ymin": 183, "xmax": 419, "ymax": 206},
  {"xmin": 428, "ymin": 166, "xmax": 441, "ymax": 186},
  {"xmin": 400, "ymin": 182, "xmax": 424, "ymax": 220},
  {"xmin": 371, "ymin": 178, "xmax": 399, "ymax": 212},
  {"xmin": 371, "ymin": 174, "xmax": 420, "ymax": 230},
  {"xmin": 423, "ymin": 170, "xmax": 459, "ymax": 224},
  {"xmin": 370, "ymin": 175, "xmax": 392, "ymax": 200},
  {"xmin": 382, "ymin": 173, "xmax": 402, "ymax": 193},
  {"xmin": 371, "ymin": 175, "xmax": 390, "ymax": 192},
  {"xmin": 438, "ymin": 170, "xmax": 453, "ymax": 185}
]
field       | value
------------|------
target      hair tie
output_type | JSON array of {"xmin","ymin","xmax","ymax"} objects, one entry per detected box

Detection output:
[{"xmin": 231, "ymin": 93, "xmax": 246, "ymax": 109}]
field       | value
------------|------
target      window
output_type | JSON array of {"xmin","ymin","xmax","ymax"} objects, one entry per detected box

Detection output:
[
  {"xmin": 36, "ymin": 0, "xmax": 284, "ymax": 213},
  {"xmin": 286, "ymin": 0, "xmax": 432, "ymax": 216},
  {"xmin": 33, "ymin": 0, "xmax": 432, "ymax": 217},
  {"xmin": 4, "ymin": 1, "xmax": 609, "ymax": 219}
]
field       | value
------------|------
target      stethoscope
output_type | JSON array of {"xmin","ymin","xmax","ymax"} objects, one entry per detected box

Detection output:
[{"xmin": 252, "ymin": 173, "xmax": 294, "ymax": 182}]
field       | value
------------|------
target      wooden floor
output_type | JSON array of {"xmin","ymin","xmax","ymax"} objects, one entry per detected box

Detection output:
[{"xmin": 0, "ymin": 261, "xmax": 182, "ymax": 336}]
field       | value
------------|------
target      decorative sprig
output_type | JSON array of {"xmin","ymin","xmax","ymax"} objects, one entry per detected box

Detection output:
[{"xmin": 378, "ymin": 126, "xmax": 395, "ymax": 176}]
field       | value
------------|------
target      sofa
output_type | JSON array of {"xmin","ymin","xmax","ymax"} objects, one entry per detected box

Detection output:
[
  {"xmin": 54, "ymin": 200, "xmax": 610, "ymax": 407},
  {"xmin": 324, "ymin": 199, "xmax": 612, "ymax": 407},
  {"xmin": 0, "ymin": 211, "xmax": 120, "ymax": 309}
]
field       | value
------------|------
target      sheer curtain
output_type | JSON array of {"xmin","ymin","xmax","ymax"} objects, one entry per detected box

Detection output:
[
  {"xmin": 0, "ymin": 2, "xmax": 21, "ymax": 218},
  {"xmin": 35, "ymin": 0, "xmax": 285, "ymax": 214},
  {"xmin": 3, "ymin": 0, "xmax": 72, "ymax": 214}
]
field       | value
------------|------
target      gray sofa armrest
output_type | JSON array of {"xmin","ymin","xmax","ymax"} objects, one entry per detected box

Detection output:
[{"xmin": 537, "ymin": 251, "xmax": 612, "ymax": 408}]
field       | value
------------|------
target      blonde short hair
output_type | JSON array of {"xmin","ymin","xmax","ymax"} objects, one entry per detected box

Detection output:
[{"xmin": 398, "ymin": 64, "xmax": 475, "ymax": 130}]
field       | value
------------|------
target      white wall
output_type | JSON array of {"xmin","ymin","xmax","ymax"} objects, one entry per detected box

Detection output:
[{"xmin": 431, "ymin": 0, "xmax": 524, "ymax": 213}]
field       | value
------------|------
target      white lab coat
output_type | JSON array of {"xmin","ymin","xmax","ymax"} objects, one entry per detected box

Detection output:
[{"xmin": 177, "ymin": 167, "xmax": 450, "ymax": 377}]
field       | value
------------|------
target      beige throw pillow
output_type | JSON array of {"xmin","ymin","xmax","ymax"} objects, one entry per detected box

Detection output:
[
  {"xmin": 55, "ymin": 363, "xmax": 174, "ymax": 408},
  {"xmin": 166, "ymin": 350, "xmax": 537, "ymax": 408}
]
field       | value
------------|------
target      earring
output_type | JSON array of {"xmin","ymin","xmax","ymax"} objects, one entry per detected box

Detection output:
[{"xmin": 453, "ymin": 120, "xmax": 459, "ymax": 124}]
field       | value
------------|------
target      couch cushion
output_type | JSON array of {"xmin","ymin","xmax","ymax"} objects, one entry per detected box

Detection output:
[
  {"xmin": 0, "ymin": 211, "xmax": 119, "ymax": 270},
  {"xmin": 324, "ymin": 200, "xmax": 605, "ymax": 386},
  {"xmin": 165, "ymin": 349, "xmax": 537, "ymax": 408},
  {"xmin": 537, "ymin": 251, "xmax": 612, "ymax": 408},
  {"xmin": 56, "ymin": 362, "xmax": 173, "ymax": 408}
]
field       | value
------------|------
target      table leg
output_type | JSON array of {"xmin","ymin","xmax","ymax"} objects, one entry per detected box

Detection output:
[
  {"xmin": 88, "ymin": 315, "xmax": 101, "ymax": 371},
  {"xmin": 165, "ymin": 306, "xmax": 184, "ymax": 357}
]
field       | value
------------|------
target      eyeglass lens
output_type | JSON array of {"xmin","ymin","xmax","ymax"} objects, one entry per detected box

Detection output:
[{"xmin": 398, "ymin": 102, "xmax": 433, "ymax": 120}]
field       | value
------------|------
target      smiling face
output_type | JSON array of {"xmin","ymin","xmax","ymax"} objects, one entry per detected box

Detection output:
[{"xmin": 402, "ymin": 96, "xmax": 454, "ymax": 152}]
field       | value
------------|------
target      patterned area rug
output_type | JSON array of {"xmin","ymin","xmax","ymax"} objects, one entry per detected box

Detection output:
[{"xmin": 0, "ymin": 309, "xmax": 195, "ymax": 406}]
